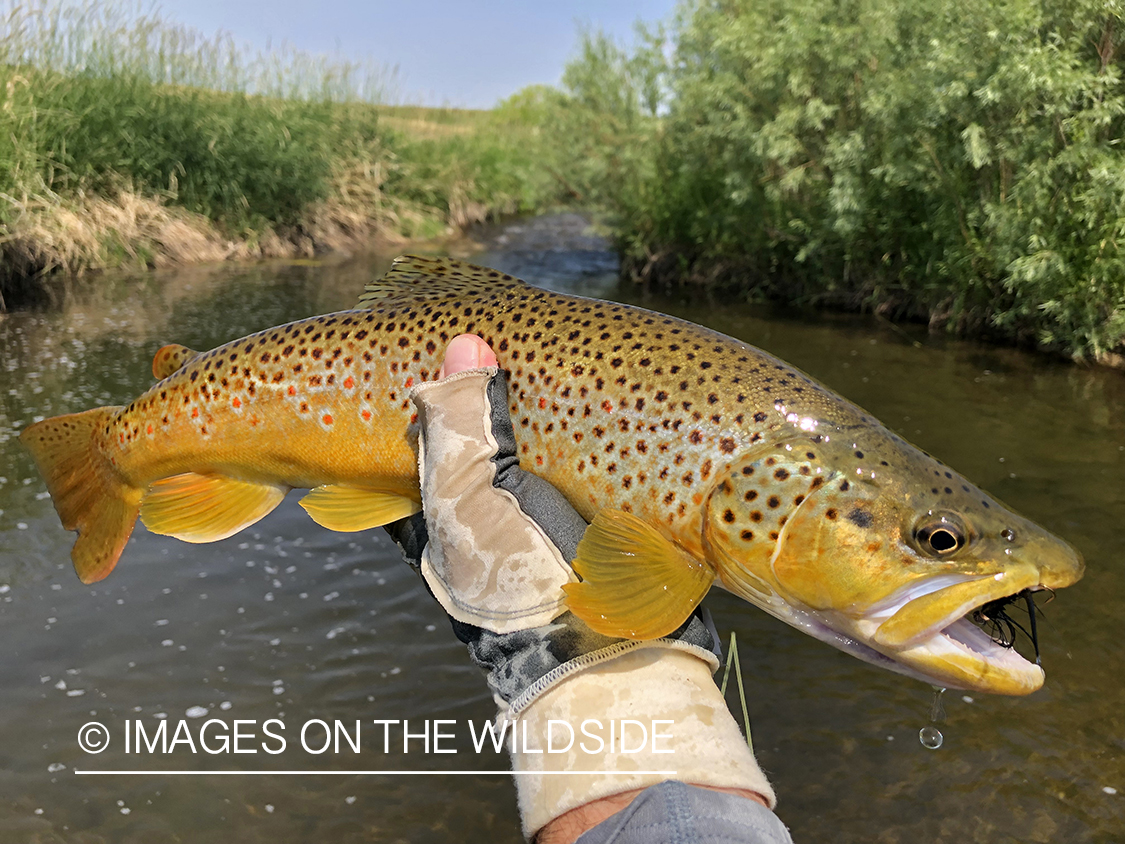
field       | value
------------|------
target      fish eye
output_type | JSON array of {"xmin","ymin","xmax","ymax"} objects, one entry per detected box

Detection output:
[{"xmin": 914, "ymin": 517, "xmax": 967, "ymax": 556}]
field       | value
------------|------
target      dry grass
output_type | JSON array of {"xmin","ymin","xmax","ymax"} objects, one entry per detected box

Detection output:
[
  {"xmin": 0, "ymin": 186, "xmax": 230, "ymax": 274},
  {"xmin": 0, "ymin": 167, "xmax": 410, "ymax": 289}
]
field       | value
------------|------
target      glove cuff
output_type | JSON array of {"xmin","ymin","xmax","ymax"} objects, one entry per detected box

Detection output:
[
  {"xmin": 505, "ymin": 636, "xmax": 719, "ymax": 720},
  {"xmin": 501, "ymin": 647, "xmax": 777, "ymax": 840}
]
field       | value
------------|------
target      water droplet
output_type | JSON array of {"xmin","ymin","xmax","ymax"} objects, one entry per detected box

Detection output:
[
  {"xmin": 919, "ymin": 686, "xmax": 946, "ymax": 749},
  {"xmin": 919, "ymin": 725, "xmax": 943, "ymax": 749}
]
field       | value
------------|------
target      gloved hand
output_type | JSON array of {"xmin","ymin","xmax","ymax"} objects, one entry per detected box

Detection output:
[{"xmin": 387, "ymin": 335, "xmax": 778, "ymax": 841}]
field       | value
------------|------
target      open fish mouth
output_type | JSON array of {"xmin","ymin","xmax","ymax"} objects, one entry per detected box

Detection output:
[
  {"xmin": 753, "ymin": 573, "xmax": 1051, "ymax": 694},
  {"xmin": 906, "ymin": 596, "xmax": 1046, "ymax": 688},
  {"xmin": 848, "ymin": 574, "xmax": 1050, "ymax": 694},
  {"xmin": 724, "ymin": 564, "xmax": 1057, "ymax": 694}
]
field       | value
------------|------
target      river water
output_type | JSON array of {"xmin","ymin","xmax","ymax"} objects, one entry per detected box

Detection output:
[{"xmin": 0, "ymin": 215, "xmax": 1121, "ymax": 843}]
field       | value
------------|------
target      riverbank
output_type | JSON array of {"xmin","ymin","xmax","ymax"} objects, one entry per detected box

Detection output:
[
  {"xmin": 0, "ymin": 97, "xmax": 558, "ymax": 310},
  {"xmin": 0, "ymin": 3, "xmax": 562, "ymax": 310}
]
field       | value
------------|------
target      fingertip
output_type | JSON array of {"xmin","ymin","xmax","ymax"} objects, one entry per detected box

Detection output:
[{"xmin": 440, "ymin": 334, "xmax": 498, "ymax": 379}]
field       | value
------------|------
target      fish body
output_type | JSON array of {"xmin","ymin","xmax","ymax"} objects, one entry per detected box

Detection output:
[{"xmin": 21, "ymin": 257, "xmax": 1083, "ymax": 695}]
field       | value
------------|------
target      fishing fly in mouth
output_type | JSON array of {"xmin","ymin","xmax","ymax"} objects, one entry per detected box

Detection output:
[{"xmin": 971, "ymin": 587, "xmax": 1053, "ymax": 665}]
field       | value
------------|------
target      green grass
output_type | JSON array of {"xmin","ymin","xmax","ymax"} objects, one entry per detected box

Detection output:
[{"xmin": 0, "ymin": 1, "xmax": 562, "ymax": 301}]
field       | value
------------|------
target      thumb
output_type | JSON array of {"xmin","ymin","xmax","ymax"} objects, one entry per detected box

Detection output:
[{"xmin": 439, "ymin": 333, "xmax": 499, "ymax": 379}]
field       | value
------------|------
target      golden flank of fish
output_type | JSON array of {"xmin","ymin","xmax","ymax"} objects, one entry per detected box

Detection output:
[{"xmin": 21, "ymin": 257, "xmax": 1084, "ymax": 696}]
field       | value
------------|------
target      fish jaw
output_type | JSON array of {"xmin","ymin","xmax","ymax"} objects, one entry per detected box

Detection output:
[
  {"xmin": 856, "ymin": 527, "xmax": 1083, "ymax": 694},
  {"xmin": 713, "ymin": 545, "xmax": 1047, "ymax": 693},
  {"xmin": 755, "ymin": 593, "xmax": 1050, "ymax": 695},
  {"xmin": 847, "ymin": 571, "xmax": 1049, "ymax": 694},
  {"xmin": 764, "ymin": 516, "xmax": 1082, "ymax": 695}
]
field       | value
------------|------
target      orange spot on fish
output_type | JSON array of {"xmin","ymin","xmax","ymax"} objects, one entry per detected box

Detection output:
[
  {"xmin": 405, "ymin": 377, "xmax": 414, "ymax": 388},
  {"xmin": 601, "ymin": 400, "xmax": 613, "ymax": 413},
  {"xmin": 288, "ymin": 385, "xmax": 297, "ymax": 396},
  {"xmin": 536, "ymin": 455, "xmax": 544, "ymax": 465},
  {"xmin": 192, "ymin": 408, "xmax": 199, "ymax": 418},
  {"xmin": 410, "ymin": 412, "xmax": 418, "ymax": 425},
  {"xmin": 539, "ymin": 398, "xmax": 547, "ymax": 409},
  {"xmin": 146, "ymin": 424, "xmax": 153, "ymax": 435},
  {"xmin": 323, "ymin": 414, "xmax": 334, "ymax": 425},
  {"xmin": 692, "ymin": 493, "xmax": 704, "ymax": 506},
  {"xmin": 361, "ymin": 410, "xmax": 372, "ymax": 420},
  {"xmin": 119, "ymin": 433, "xmax": 124, "ymax": 444},
  {"xmin": 344, "ymin": 376, "xmax": 355, "ymax": 389},
  {"xmin": 232, "ymin": 397, "xmax": 241, "ymax": 409}
]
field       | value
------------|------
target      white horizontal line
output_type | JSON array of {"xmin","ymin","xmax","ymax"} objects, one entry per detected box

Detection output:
[{"xmin": 75, "ymin": 770, "xmax": 678, "ymax": 776}]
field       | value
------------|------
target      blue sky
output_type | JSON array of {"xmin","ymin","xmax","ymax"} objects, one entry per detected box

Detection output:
[{"xmin": 155, "ymin": 0, "xmax": 678, "ymax": 108}]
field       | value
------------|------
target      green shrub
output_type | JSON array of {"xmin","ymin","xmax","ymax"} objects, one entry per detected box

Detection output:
[{"xmin": 529, "ymin": 0, "xmax": 1125, "ymax": 359}]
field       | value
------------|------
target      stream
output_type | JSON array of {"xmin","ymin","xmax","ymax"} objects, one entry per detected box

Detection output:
[{"xmin": 0, "ymin": 214, "xmax": 1121, "ymax": 843}]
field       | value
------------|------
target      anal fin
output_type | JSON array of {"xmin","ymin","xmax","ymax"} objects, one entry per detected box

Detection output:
[
  {"xmin": 299, "ymin": 484, "xmax": 421, "ymax": 532},
  {"xmin": 140, "ymin": 473, "xmax": 288, "ymax": 543},
  {"xmin": 563, "ymin": 509, "xmax": 715, "ymax": 640}
]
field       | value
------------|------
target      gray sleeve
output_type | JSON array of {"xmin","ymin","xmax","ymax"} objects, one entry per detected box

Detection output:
[{"xmin": 576, "ymin": 781, "xmax": 794, "ymax": 844}]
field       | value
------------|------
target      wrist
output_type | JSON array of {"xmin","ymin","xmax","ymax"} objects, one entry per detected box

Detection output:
[{"xmin": 504, "ymin": 647, "xmax": 776, "ymax": 840}]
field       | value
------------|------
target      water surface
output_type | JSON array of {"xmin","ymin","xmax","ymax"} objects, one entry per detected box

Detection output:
[{"xmin": 1, "ymin": 216, "xmax": 1120, "ymax": 842}]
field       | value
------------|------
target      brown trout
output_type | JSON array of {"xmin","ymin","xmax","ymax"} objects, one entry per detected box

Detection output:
[{"xmin": 20, "ymin": 256, "xmax": 1083, "ymax": 695}]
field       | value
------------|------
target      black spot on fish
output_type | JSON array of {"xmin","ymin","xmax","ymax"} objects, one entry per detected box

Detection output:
[{"xmin": 846, "ymin": 509, "xmax": 874, "ymax": 528}]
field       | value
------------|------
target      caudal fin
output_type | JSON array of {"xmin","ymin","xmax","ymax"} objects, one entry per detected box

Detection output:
[{"xmin": 19, "ymin": 408, "xmax": 142, "ymax": 583}]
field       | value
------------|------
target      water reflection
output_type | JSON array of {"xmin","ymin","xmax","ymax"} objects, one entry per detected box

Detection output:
[{"xmin": 0, "ymin": 219, "xmax": 1121, "ymax": 842}]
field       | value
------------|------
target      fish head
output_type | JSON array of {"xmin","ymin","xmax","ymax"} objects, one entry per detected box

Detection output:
[{"xmin": 703, "ymin": 432, "xmax": 1083, "ymax": 695}]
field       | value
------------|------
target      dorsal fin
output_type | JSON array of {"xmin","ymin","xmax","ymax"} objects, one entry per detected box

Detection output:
[{"xmin": 357, "ymin": 255, "xmax": 527, "ymax": 308}]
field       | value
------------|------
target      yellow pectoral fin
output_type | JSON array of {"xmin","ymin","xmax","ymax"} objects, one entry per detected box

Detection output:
[
  {"xmin": 564, "ymin": 509, "xmax": 715, "ymax": 640},
  {"xmin": 140, "ymin": 473, "xmax": 288, "ymax": 543},
  {"xmin": 299, "ymin": 484, "xmax": 421, "ymax": 532}
]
